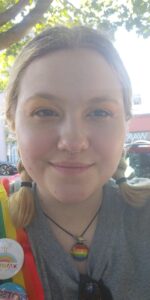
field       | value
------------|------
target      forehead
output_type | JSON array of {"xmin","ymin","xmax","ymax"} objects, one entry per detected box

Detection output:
[{"xmin": 18, "ymin": 49, "xmax": 123, "ymax": 103}]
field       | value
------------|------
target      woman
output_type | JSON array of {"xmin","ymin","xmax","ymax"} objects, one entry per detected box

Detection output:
[{"xmin": 1, "ymin": 26, "xmax": 150, "ymax": 299}]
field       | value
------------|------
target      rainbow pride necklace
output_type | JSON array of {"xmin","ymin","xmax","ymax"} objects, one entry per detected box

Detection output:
[{"xmin": 42, "ymin": 205, "xmax": 101, "ymax": 262}]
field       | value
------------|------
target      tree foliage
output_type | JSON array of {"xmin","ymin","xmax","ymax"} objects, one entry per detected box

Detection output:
[
  {"xmin": 0, "ymin": 0, "xmax": 150, "ymax": 91},
  {"xmin": 0, "ymin": 0, "xmax": 53, "ymax": 50}
]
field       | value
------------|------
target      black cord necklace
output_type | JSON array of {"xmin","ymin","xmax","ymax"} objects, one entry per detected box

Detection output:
[{"xmin": 42, "ymin": 205, "xmax": 101, "ymax": 262}]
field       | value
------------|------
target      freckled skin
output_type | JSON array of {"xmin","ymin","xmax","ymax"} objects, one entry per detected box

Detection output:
[{"xmin": 15, "ymin": 49, "xmax": 127, "ymax": 204}]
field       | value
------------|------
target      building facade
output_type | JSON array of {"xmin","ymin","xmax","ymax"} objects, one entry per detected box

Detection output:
[{"xmin": 127, "ymin": 114, "xmax": 150, "ymax": 143}]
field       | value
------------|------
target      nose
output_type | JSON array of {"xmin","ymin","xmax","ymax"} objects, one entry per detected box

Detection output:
[{"xmin": 57, "ymin": 118, "xmax": 89, "ymax": 153}]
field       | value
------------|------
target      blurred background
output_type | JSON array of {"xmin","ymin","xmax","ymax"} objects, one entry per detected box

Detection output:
[{"xmin": 0, "ymin": 0, "xmax": 150, "ymax": 179}]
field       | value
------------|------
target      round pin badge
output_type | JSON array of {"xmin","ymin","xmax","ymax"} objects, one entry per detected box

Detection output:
[
  {"xmin": 0, "ymin": 239, "xmax": 24, "ymax": 280},
  {"xmin": 0, "ymin": 282, "xmax": 28, "ymax": 299}
]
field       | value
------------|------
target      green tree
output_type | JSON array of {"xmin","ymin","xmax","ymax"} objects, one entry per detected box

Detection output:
[
  {"xmin": 0, "ymin": 0, "xmax": 53, "ymax": 90},
  {"xmin": 0, "ymin": 0, "xmax": 150, "ymax": 91},
  {"xmin": 0, "ymin": 0, "xmax": 53, "ymax": 50}
]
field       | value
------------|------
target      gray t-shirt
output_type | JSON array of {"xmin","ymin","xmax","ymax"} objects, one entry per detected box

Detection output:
[{"xmin": 26, "ymin": 184, "xmax": 150, "ymax": 300}]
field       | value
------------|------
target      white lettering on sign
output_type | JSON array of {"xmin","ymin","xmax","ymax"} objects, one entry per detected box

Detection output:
[{"xmin": 126, "ymin": 131, "xmax": 150, "ymax": 143}]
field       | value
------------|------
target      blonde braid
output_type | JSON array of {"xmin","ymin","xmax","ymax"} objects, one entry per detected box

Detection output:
[
  {"xmin": 113, "ymin": 152, "xmax": 150, "ymax": 206},
  {"xmin": 9, "ymin": 161, "xmax": 35, "ymax": 228}
]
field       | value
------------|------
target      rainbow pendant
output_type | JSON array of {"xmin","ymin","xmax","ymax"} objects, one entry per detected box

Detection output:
[{"xmin": 70, "ymin": 240, "xmax": 89, "ymax": 261}]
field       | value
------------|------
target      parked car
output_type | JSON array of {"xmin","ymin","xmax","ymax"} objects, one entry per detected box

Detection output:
[
  {"xmin": 0, "ymin": 161, "xmax": 18, "ymax": 176},
  {"xmin": 125, "ymin": 140, "xmax": 150, "ymax": 178}
]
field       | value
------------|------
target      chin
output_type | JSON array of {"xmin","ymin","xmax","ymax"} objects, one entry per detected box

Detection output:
[{"xmin": 51, "ymin": 188, "xmax": 92, "ymax": 205}]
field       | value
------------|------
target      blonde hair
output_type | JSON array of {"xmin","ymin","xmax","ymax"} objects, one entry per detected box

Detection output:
[
  {"xmin": 5, "ymin": 26, "xmax": 135, "ymax": 228},
  {"xmin": 9, "ymin": 161, "xmax": 34, "ymax": 228}
]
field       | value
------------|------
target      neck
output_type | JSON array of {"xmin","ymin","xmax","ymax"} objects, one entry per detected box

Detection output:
[{"xmin": 37, "ymin": 186, "xmax": 103, "ymax": 230}]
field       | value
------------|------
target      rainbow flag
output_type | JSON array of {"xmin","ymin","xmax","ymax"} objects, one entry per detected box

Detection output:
[{"xmin": 0, "ymin": 183, "xmax": 44, "ymax": 299}]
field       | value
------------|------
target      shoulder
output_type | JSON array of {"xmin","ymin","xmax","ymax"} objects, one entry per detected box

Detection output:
[
  {"xmin": 105, "ymin": 182, "xmax": 150, "ymax": 257},
  {"xmin": 105, "ymin": 180, "xmax": 150, "ymax": 231}
]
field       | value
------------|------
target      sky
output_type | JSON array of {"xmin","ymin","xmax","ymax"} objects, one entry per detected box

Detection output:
[{"xmin": 115, "ymin": 28, "xmax": 150, "ymax": 111}]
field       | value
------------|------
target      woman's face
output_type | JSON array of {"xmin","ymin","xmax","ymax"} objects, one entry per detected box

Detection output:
[{"xmin": 15, "ymin": 49, "xmax": 127, "ymax": 203}]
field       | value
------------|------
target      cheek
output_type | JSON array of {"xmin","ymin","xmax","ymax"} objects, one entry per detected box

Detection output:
[
  {"xmin": 91, "ymin": 119, "xmax": 126, "ymax": 157},
  {"xmin": 16, "ymin": 126, "xmax": 58, "ymax": 161}
]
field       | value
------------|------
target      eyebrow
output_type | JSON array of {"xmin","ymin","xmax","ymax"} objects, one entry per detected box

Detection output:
[
  {"xmin": 87, "ymin": 96, "xmax": 121, "ymax": 105},
  {"xmin": 25, "ymin": 93, "xmax": 62, "ymax": 102},
  {"xmin": 24, "ymin": 93, "xmax": 121, "ymax": 105}
]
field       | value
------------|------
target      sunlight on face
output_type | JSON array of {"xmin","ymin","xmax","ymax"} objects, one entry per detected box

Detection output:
[{"xmin": 15, "ymin": 49, "xmax": 127, "ymax": 204}]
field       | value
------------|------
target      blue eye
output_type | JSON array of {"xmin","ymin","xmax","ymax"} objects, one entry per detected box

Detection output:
[
  {"xmin": 33, "ymin": 109, "xmax": 59, "ymax": 117},
  {"xmin": 88, "ymin": 109, "xmax": 112, "ymax": 118}
]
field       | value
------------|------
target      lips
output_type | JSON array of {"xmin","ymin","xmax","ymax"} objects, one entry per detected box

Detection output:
[
  {"xmin": 49, "ymin": 161, "xmax": 94, "ymax": 175},
  {"xmin": 50, "ymin": 162, "xmax": 94, "ymax": 168}
]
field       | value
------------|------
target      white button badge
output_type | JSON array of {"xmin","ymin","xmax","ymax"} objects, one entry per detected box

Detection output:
[{"xmin": 0, "ymin": 238, "xmax": 24, "ymax": 280}]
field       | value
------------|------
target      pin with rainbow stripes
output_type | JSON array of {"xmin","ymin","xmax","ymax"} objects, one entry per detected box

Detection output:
[{"xmin": 0, "ymin": 238, "xmax": 24, "ymax": 280}]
